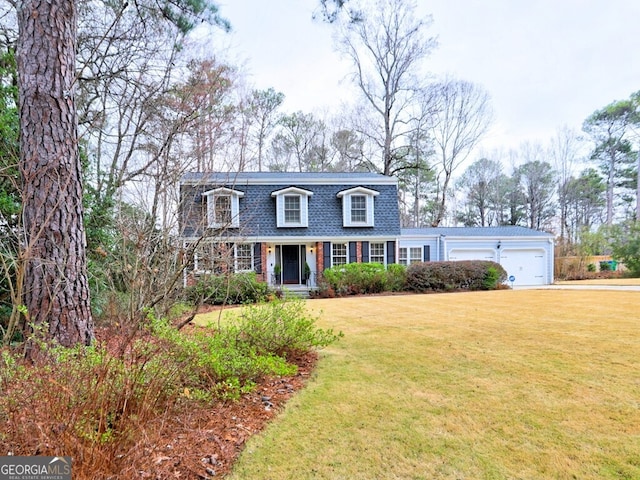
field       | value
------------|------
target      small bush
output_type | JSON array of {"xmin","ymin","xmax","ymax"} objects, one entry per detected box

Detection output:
[
  {"xmin": 185, "ymin": 272, "xmax": 270, "ymax": 305},
  {"xmin": 149, "ymin": 313, "xmax": 294, "ymax": 401},
  {"xmin": 386, "ymin": 263, "xmax": 407, "ymax": 291},
  {"xmin": 599, "ymin": 261, "xmax": 612, "ymax": 272},
  {"xmin": 482, "ymin": 266, "xmax": 503, "ymax": 290},
  {"xmin": 223, "ymin": 299, "xmax": 343, "ymax": 358},
  {"xmin": 587, "ymin": 263, "xmax": 596, "ymax": 272},
  {"xmin": 406, "ymin": 261, "xmax": 507, "ymax": 293},
  {"xmin": 0, "ymin": 337, "xmax": 182, "ymax": 464}
]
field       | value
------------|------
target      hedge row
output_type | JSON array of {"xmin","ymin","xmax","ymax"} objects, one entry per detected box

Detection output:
[
  {"xmin": 316, "ymin": 260, "xmax": 506, "ymax": 297},
  {"xmin": 406, "ymin": 260, "xmax": 507, "ymax": 292}
]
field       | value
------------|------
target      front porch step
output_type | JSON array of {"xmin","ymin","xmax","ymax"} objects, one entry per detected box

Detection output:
[{"xmin": 275, "ymin": 285, "xmax": 312, "ymax": 299}]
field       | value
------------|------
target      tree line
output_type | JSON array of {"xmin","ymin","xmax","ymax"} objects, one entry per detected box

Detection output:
[{"xmin": 0, "ymin": 0, "xmax": 638, "ymax": 348}]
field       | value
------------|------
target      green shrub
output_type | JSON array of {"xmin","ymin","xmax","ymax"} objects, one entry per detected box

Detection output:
[
  {"xmin": 148, "ymin": 312, "xmax": 294, "ymax": 401},
  {"xmin": 385, "ymin": 263, "xmax": 407, "ymax": 291},
  {"xmin": 322, "ymin": 262, "xmax": 387, "ymax": 295},
  {"xmin": 321, "ymin": 262, "xmax": 408, "ymax": 296},
  {"xmin": 406, "ymin": 261, "xmax": 507, "ymax": 293},
  {"xmin": 223, "ymin": 298, "xmax": 343, "ymax": 358},
  {"xmin": 587, "ymin": 263, "xmax": 596, "ymax": 272},
  {"xmin": 610, "ymin": 221, "xmax": 640, "ymax": 276},
  {"xmin": 185, "ymin": 272, "xmax": 270, "ymax": 305},
  {"xmin": 482, "ymin": 266, "xmax": 503, "ymax": 290},
  {"xmin": 599, "ymin": 261, "xmax": 612, "ymax": 272}
]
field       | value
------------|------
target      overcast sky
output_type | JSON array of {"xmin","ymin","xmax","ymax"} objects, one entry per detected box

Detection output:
[{"xmin": 212, "ymin": 0, "xmax": 640, "ymax": 154}]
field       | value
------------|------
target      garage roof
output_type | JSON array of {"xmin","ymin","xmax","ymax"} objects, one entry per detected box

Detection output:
[{"xmin": 401, "ymin": 226, "xmax": 554, "ymax": 238}]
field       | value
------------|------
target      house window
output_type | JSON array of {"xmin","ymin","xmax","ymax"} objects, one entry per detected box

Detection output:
[
  {"xmin": 213, "ymin": 195, "xmax": 232, "ymax": 226},
  {"xmin": 196, "ymin": 243, "xmax": 232, "ymax": 274},
  {"xmin": 351, "ymin": 195, "xmax": 367, "ymax": 223},
  {"xmin": 399, "ymin": 247, "xmax": 422, "ymax": 266},
  {"xmin": 332, "ymin": 243, "xmax": 347, "ymax": 266},
  {"xmin": 195, "ymin": 243, "xmax": 254, "ymax": 273},
  {"xmin": 235, "ymin": 244, "xmax": 253, "ymax": 271},
  {"xmin": 203, "ymin": 187, "xmax": 244, "ymax": 228},
  {"xmin": 337, "ymin": 187, "xmax": 379, "ymax": 227},
  {"xmin": 272, "ymin": 186, "xmax": 312, "ymax": 228},
  {"xmin": 284, "ymin": 195, "xmax": 301, "ymax": 224},
  {"xmin": 370, "ymin": 242, "xmax": 385, "ymax": 264}
]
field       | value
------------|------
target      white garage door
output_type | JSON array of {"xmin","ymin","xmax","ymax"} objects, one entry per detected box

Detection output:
[
  {"xmin": 448, "ymin": 249, "xmax": 496, "ymax": 261},
  {"xmin": 499, "ymin": 249, "xmax": 546, "ymax": 286}
]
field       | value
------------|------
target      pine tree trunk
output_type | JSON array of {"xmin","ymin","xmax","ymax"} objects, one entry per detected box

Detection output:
[{"xmin": 17, "ymin": 0, "xmax": 94, "ymax": 347}]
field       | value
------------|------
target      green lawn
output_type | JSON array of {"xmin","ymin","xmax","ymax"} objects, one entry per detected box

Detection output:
[{"xmin": 222, "ymin": 290, "xmax": 640, "ymax": 479}]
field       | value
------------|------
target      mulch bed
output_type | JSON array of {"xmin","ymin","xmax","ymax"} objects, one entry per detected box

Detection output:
[{"xmin": 131, "ymin": 350, "xmax": 317, "ymax": 479}]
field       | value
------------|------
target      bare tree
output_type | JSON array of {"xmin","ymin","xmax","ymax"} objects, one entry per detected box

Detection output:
[
  {"xmin": 549, "ymin": 126, "xmax": 585, "ymax": 247},
  {"xmin": 455, "ymin": 158, "xmax": 506, "ymax": 227},
  {"xmin": 246, "ymin": 88, "xmax": 285, "ymax": 172},
  {"xmin": 429, "ymin": 78, "xmax": 492, "ymax": 226},
  {"xmin": 335, "ymin": 0, "xmax": 437, "ymax": 175},
  {"xmin": 330, "ymin": 128, "xmax": 367, "ymax": 171},
  {"xmin": 515, "ymin": 160, "xmax": 557, "ymax": 231},
  {"xmin": 17, "ymin": 0, "xmax": 93, "ymax": 347},
  {"xmin": 268, "ymin": 112, "xmax": 327, "ymax": 172},
  {"xmin": 178, "ymin": 58, "xmax": 237, "ymax": 172}
]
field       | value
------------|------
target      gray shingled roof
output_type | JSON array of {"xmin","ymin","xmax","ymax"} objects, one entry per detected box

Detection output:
[
  {"xmin": 181, "ymin": 176, "xmax": 401, "ymax": 238},
  {"xmin": 401, "ymin": 226, "xmax": 554, "ymax": 237}
]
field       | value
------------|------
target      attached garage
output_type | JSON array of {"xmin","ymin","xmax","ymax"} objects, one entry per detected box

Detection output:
[
  {"xmin": 400, "ymin": 226, "xmax": 554, "ymax": 286},
  {"xmin": 499, "ymin": 248, "xmax": 547, "ymax": 286}
]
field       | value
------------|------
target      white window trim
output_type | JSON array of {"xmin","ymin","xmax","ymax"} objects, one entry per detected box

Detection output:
[
  {"xmin": 399, "ymin": 246, "xmax": 422, "ymax": 266},
  {"xmin": 271, "ymin": 186, "xmax": 313, "ymax": 228},
  {"xmin": 193, "ymin": 242, "xmax": 255, "ymax": 274},
  {"xmin": 202, "ymin": 187, "xmax": 244, "ymax": 229},
  {"xmin": 331, "ymin": 243, "xmax": 348, "ymax": 267},
  {"xmin": 234, "ymin": 243, "xmax": 254, "ymax": 272},
  {"xmin": 369, "ymin": 242, "xmax": 386, "ymax": 264},
  {"xmin": 337, "ymin": 186, "xmax": 379, "ymax": 227}
]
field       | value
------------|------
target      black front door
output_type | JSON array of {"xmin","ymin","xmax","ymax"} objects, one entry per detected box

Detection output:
[{"xmin": 282, "ymin": 245, "xmax": 300, "ymax": 284}]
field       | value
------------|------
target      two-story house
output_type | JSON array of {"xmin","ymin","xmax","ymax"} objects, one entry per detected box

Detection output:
[
  {"xmin": 179, "ymin": 172, "xmax": 401, "ymax": 287},
  {"xmin": 180, "ymin": 171, "xmax": 555, "ymax": 287}
]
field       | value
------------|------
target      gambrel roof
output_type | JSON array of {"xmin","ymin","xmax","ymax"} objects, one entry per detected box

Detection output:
[{"xmin": 180, "ymin": 172, "xmax": 400, "ymax": 239}]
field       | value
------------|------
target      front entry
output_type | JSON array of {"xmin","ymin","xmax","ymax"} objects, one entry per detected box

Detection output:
[{"xmin": 282, "ymin": 245, "xmax": 300, "ymax": 284}]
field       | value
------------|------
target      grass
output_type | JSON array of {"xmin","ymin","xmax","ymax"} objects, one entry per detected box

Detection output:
[{"xmin": 222, "ymin": 290, "xmax": 640, "ymax": 479}]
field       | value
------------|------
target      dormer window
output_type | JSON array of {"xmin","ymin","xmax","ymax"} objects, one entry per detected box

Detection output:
[
  {"xmin": 284, "ymin": 195, "xmax": 301, "ymax": 223},
  {"xmin": 202, "ymin": 187, "xmax": 244, "ymax": 228},
  {"xmin": 271, "ymin": 186, "xmax": 313, "ymax": 228},
  {"xmin": 337, "ymin": 186, "xmax": 379, "ymax": 227}
]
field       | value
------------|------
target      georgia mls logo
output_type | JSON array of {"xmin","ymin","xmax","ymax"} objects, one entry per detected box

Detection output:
[{"xmin": 0, "ymin": 456, "xmax": 72, "ymax": 480}]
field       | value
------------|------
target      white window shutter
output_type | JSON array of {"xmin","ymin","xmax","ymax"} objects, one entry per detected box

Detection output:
[
  {"xmin": 276, "ymin": 195, "xmax": 284, "ymax": 227},
  {"xmin": 301, "ymin": 195, "xmax": 309, "ymax": 226},
  {"xmin": 206, "ymin": 196, "xmax": 215, "ymax": 227},
  {"xmin": 343, "ymin": 195, "xmax": 351, "ymax": 227},
  {"xmin": 231, "ymin": 196, "xmax": 240, "ymax": 228}
]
